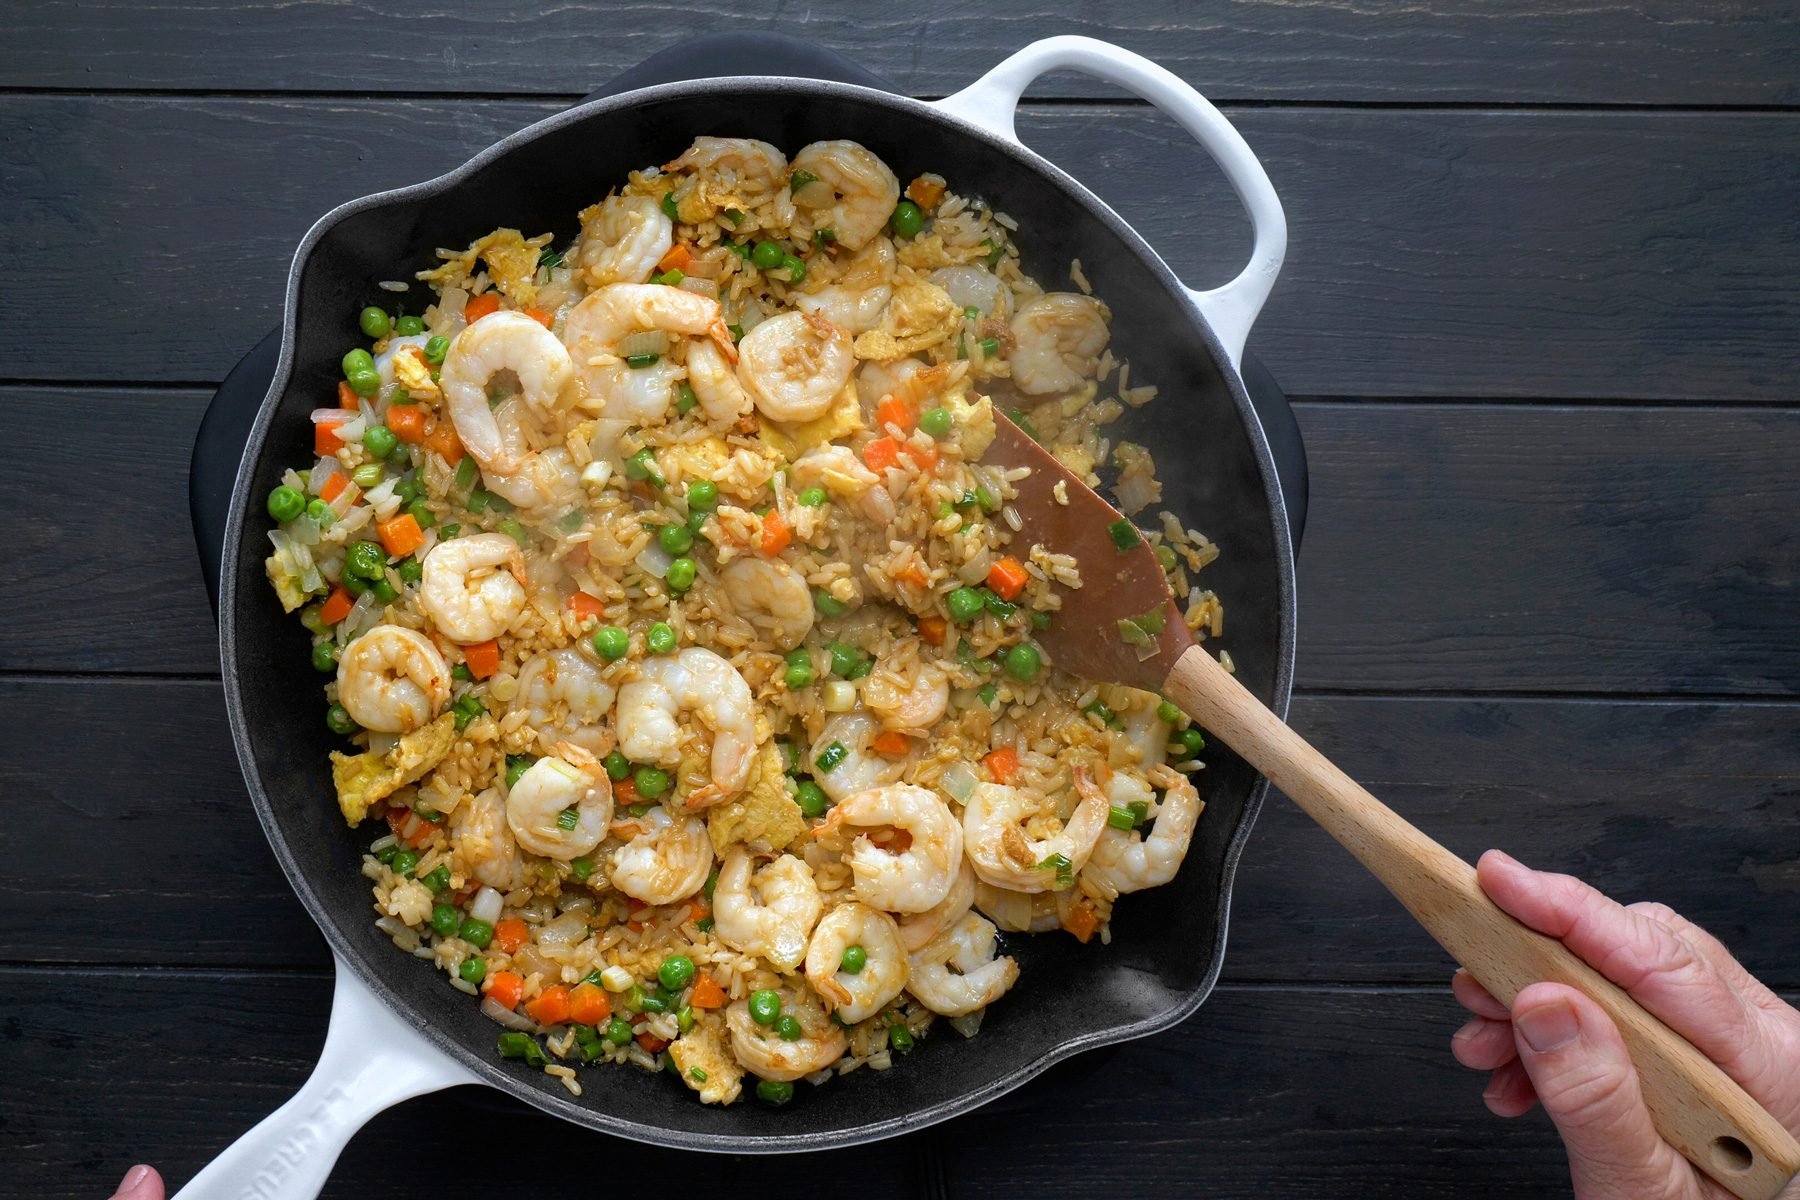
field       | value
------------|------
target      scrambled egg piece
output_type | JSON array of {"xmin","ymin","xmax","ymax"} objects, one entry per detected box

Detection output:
[
  {"xmin": 760, "ymin": 381, "xmax": 865, "ymax": 460},
  {"xmin": 417, "ymin": 228, "xmax": 553, "ymax": 306},
  {"xmin": 707, "ymin": 742, "xmax": 805, "ymax": 857},
  {"xmin": 669, "ymin": 1020, "xmax": 744, "ymax": 1105},
  {"xmin": 392, "ymin": 348, "xmax": 440, "ymax": 401},
  {"xmin": 264, "ymin": 557, "xmax": 308, "ymax": 613},
  {"xmin": 854, "ymin": 281, "xmax": 960, "ymax": 361},
  {"xmin": 655, "ymin": 434, "xmax": 733, "ymax": 485},
  {"xmin": 329, "ymin": 714, "xmax": 456, "ymax": 826},
  {"xmin": 895, "ymin": 234, "xmax": 992, "ymax": 271},
  {"xmin": 948, "ymin": 387, "xmax": 996, "ymax": 461}
]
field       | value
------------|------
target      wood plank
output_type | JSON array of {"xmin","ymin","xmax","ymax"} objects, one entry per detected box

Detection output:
[
  {"xmin": 8, "ymin": 680, "xmax": 1796, "ymax": 988},
  {"xmin": 4, "ymin": 98, "xmax": 1799, "ymax": 399},
  {"xmin": 5, "ymin": 0, "xmax": 1797, "ymax": 106}
]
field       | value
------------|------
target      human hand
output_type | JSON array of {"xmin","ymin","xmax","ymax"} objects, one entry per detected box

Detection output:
[
  {"xmin": 1448, "ymin": 850, "xmax": 1800, "ymax": 1199},
  {"xmin": 108, "ymin": 1165, "xmax": 164, "ymax": 1200}
]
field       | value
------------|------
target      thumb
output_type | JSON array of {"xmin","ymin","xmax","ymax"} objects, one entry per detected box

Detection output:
[
  {"xmin": 1510, "ymin": 983, "xmax": 1695, "ymax": 1200},
  {"xmin": 110, "ymin": 1165, "xmax": 165, "ymax": 1200}
]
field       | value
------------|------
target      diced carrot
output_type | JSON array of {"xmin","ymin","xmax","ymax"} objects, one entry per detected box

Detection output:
[
  {"xmin": 568, "ymin": 982, "xmax": 611, "ymax": 1026},
  {"xmin": 386, "ymin": 404, "xmax": 427, "ymax": 444},
  {"xmin": 984, "ymin": 745, "xmax": 1019, "ymax": 785},
  {"xmin": 615, "ymin": 777, "xmax": 641, "ymax": 807},
  {"xmin": 319, "ymin": 586, "xmax": 354, "ymax": 625},
  {"xmin": 904, "ymin": 441, "xmax": 939, "ymax": 471},
  {"xmin": 318, "ymin": 472, "xmax": 350, "ymax": 504},
  {"xmin": 463, "ymin": 293, "xmax": 501, "ymax": 323},
  {"xmin": 463, "ymin": 639, "xmax": 501, "ymax": 681},
  {"xmin": 336, "ymin": 380, "xmax": 359, "ymax": 408},
  {"xmin": 491, "ymin": 916, "xmax": 528, "ymax": 954},
  {"xmin": 906, "ymin": 176, "xmax": 946, "ymax": 209},
  {"xmin": 524, "ymin": 983, "xmax": 572, "ymax": 1026},
  {"xmin": 1062, "ymin": 898, "xmax": 1101, "ymax": 944},
  {"xmin": 567, "ymin": 591, "xmax": 603, "ymax": 622},
  {"xmin": 626, "ymin": 898, "xmax": 649, "ymax": 917},
  {"xmin": 636, "ymin": 1031, "xmax": 670, "ymax": 1053},
  {"xmin": 484, "ymin": 970, "xmax": 525, "ymax": 1010},
  {"xmin": 657, "ymin": 243, "xmax": 695, "ymax": 273},
  {"xmin": 759, "ymin": 511, "xmax": 791, "ymax": 556},
  {"xmin": 918, "ymin": 615, "xmax": 947, "ymax": 647},
  {"xmin": 986, "ymin": 556, "xmax": 1029, "ymax": 602},
  {"xmin": 875, "ymin": 393, "xmax": 916, "ymax": 434},
  {"xmin": 423, "ymin": 420, "xmax": 465, "ymax": 466},
  {"xmin": 375, "ymin": 513, "xmax": 425, "ymax": 558},
  {"xmin": 689, "ymin": 973, "xmax": 726, "ymax": 1010},
  {"xmin": 872, "ymin": 730, "xmax": 912, "ymax": 757},
  {"xmin": 899, "ymin": 563, "xmax": 930, "ymax": 589},
  {"xmin": 683, "ymin": 899, "xmax": 708, "ymax": 924},
  {"xmin": 862, "ymin": 437, "xmax": 901, "ymax": 471},
  {"xmin": 315, "ymin": 421, "xmax": 345, "ymax": 456},
  {"xmin": 523, "ymin": 307, "xmax": 554, "ymax": 329}
]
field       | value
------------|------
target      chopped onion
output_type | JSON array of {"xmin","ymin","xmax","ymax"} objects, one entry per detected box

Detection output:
[
  {"xmin": 956, "ymin": 551, "xmax": 992, "ymax": 586},
  {"xmin": 940, "ymin": 762, "xmax": 978, "ymax": 804},
  {"xmin": 336, "ymin": 414, "xmax": 368, "ymax": 443},
  {"xmin": 792, "ymin": 178, "xmax": 835, "ymax": 209},
  {"xmin": 677, "ymin": 276, "xmax": 719, "ymax": 300},
  {"xmin": 366, "ymin": 732, "xmax": 399, "ymax": 757},
  {"xmin": 290, "ymin": 513, "xmax": 322, "ymax": 546},
  {"xmin": 341, "ymin": 590, "xmax": 381, "ymax": 642},
  {"xmin": 481, "ymin": 996, "xmax": 536, "ymax": 1031},
  {"xmin": 588, "ymin": 419, "xmax": 631, "ymax": 468},
  {"xmin": 615, "ymin": 330, "xmax": 669, "ymax": 359},
  {"xmin": 470, "ymin": 886, "xmax": 504, "ymax": 925},
  {"xmin": 441, "ymin": 287, "xmax": 469, "ymax": 318},
  {"xmin": 636, "ymin": 540, "xmax": 673, "ymax": 579},
  {"xmin": 539, "ymin": 912, "xmax": 589, "ymax": 946},
  {"xmin": 310, "ymin": 455, "xmax": 343, "ymax": 497},
  {"xmin": 949, "ymin": 1009, "xmax": 986, "ymax": 1039}
]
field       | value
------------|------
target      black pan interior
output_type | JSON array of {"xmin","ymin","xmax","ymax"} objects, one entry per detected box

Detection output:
[{"xmin": 223, "ymin": 79, "xmax": 1296, "ymax": 1151}]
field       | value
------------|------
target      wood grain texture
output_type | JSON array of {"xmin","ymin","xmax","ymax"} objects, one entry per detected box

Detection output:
[
  {"xmin": 5, "ymin": 0, "xmax": 1798, "ymax": 105},
  {"xmin": 7, "ymin": 679, "xmax": 1795, "ymax": 986},
  {"xmin": 4, "ymin": 99, "xmax": 1800, "ymax": 399}
]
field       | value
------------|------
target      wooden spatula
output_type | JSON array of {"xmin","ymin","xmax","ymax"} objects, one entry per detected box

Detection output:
[{"xmin": 983, "ymin": 414, "xmax": 1799, "ymax": 1200}]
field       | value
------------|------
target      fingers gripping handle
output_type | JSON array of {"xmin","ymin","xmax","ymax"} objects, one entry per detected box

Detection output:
[
  {"xmin": 933, "ymin": 36, "xmax": 1286, "ymax": 367},
  {"xmin": 172, "ymin": 962, "xmax": 477, "ymax": 1199}
]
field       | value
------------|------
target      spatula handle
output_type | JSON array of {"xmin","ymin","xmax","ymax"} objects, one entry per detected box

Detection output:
[{"xmin": 1162, "ymin": 644, "xmax": 1799, "ymax": 1200}]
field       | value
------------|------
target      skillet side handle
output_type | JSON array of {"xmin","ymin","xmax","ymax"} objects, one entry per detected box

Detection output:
[
  {"xmin": 171, "ymin": 960, "xmax": 478, "ymax": 1200},
  {"xmin": 932, "ymin": 35, "xmax": 1286, "ymax": 368}
]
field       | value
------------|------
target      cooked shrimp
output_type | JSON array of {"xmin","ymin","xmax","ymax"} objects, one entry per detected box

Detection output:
[
  {"xmin": 962, "ymin": 769, "xmax": 1108, "ymax": 893},
  {"xmin": 608, "ymin": 806, "xmax": 713, "ymax": 905},
  {"xmin": 815, "ymin": 784, "xmax": 963, "ymax": 913},
  {"xmin": 418, "ymin": 533, "xmax": 527, "ymax": 643},
  {"xmin": 807, "ymin": 711, "xmax": 904, "ymax": 804},
  {"xmin": 928, "ymin": 266, "xmax": 1007, "ymax": 318},
  {"xmin": 684, "ymin": 336, "xmax": 749, "ymax": 423},
  {"xmin": 861, "ymin": 656, "xmax": 949, "ymax": 734},
  {"xmin": 804, "ymin": 902, "xmax": 909, "ymax": 1023},
  {"xmin": 564, "ymin": 284, "xmax": 733, "ymax": 424},
  {"xmin": 1008, "ymin": 292, "xmax": 1110, "ymax": 395},
  {"xmin": 615, "ymin": 647, "xmax": 757, "ymax": 806},
  {"xmin": 790, "ymin": 140, "xmax": 900, "ymax": 251},
  {"xmin": 335, "ymin": 624, "xmax": 450, "ymax": 733},
  {"xmin": 719, "ymin": 557, "xmax": 814, "ymax": 651},
  {"xmin": 972, "ymin": 880, "xmax": 1062, "ymax": 933},
  {"xmin": 726, "ymin": 989, "xmax": 847, "ymax": 1081},
  {"xmin": 480, "ymin": 445, "xmax": 583, "ymax": 513},
  {"xmin": 440, "ymin": 311, "xmax": 575, "ymax": 475},
  {"xmin": 905, "ymin": 911, "xmax": 1018, "ymax": 1017},
  {"xmin": 735, "ymin": 311, "xmax": 854, "ymax": 424},
  {"xmin": 505, "ymin": 745, "xmax": 613, "ymax": 860},
  {"xmin": 793, "ymin": 236, "xmax": 895, "ymax": 333},
  {"xmin": 512, "ymin": 647, "xmax": 616, "ymax": 756},
  {"xmin": 579, "ymin": 193, "xmax": 673, "ymax": 286},
  {"xmin": 450, "ymin": 786, "xmax": 523, "ymax": 891},
  {"xmin": 665, "ymin": 137, "xmax": 795, "ymax": 227},
  {"xmin": 897, "ymin": 857, "xmax": 975, "ymax": 952},
  {"xmin": 711, "ymin": 848, "xmax": 823, "ymax": 972},
  {"xmin": 1081, "ymin": 765, "xmax": 1202, "ymax": 898}
]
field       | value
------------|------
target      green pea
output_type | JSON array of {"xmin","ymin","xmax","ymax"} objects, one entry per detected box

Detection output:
[
  {"xmin": 267, "ymin": 485, "xmax": 305, "ymax": 522},
  {"xmin": 389, "ymin": 849, "xmax": 419, "ymax": 877},
  {"xmin": 778, "ymin": 254, "xmax": 806, "ymax": 284},
  {"xmin": 363, "ymin": 424, "xmax": 398, "ymax": 459},
  {"xmin": 341, "ymin": 347, "xmax": 376, "ymax": 379},
  {"xmin": 395, "ymin": 315, "xmax": 424, "ymax": 336},
  {"xmin": 751, "ymin": 240, "xmax": 784, "ymax": 269},
  {"xmin": 346, "ymin": 540, "xmax": 386, "ymax": 580},
  {"xmin": 686, "ymin": 479, "xmax": 718, "ymax": 511},
  {"xmin": 359, "ymin": 306, "xmax": 392, "ymax": 339},
  {"xmin": 325, "ymin": 703, "xmax": 358, "ymax": 735},
  {"xmin": 406, "ymin": 498, "xmax": 436, "ymax": 529},
  {"xmin": 347, "ymin": 366, "xmax": 381, "ymax": 397},
  {"xmin": 776, "ymin": 1014, "xmax": 803, "ymax": 1042},
  {"xmin": 890, "ymin": 200, "xmax": 924, "ymax": 238},
  {"xmin": 310, "ymin": 641, "xmax": 339, "ymax": 673},
  {"xmin": 605, "ymin": 1016, "xmax": 635, "ymax": 1046},
  {"xmin": 593, "ymin": 625, "xmax": 629, "ymax": 660},
  {"xmin": 1029, "ymin": 610, "xmax": 1052, "ymax": 632},
  {"xmin": 374, "ymin": 843, "xmax": 399, "ymax": 865},
  {"xmin": 756, "ymin": 1079, "xmax": 795, "ymax": 1106},
  {"xmin": 676, "ymin": 382, "xmax": 698, "ymax": 414},
  {"xmin": 602, "ymin": 750, "xmax": 631, "ymax": 781},
  {"xmin": 784, "ymin": 648, "xmax": 814, "ymax": 690},
  {"xmin": 419, "ymin": 864, "xmax": 450, "ymax": 891},
  {"xmin": 305, "ymin": 498, "xmax": 335, "ymax": 526},
  {"xmin": 794, "ymin": 780, "xmax": 828, "ymax": 818},
  {"xmin": 341, "ymin": 571, "xmax": 369, "ymax": 597},
  {"xmin": 918, "ymin": 407, "xmax": 953, "ymax": 439},
  {"xmin": 424, "ymin": 335, "xmax": 450, "ymax": 365},
  {"xmin": 1002, "ymin": 643, "xmax": 1042, "ymax": 682},
  {"xmin": 658, "ymin": 955, "xmax": 696, "ymax": 992},
  {"xmin": 430, "ymin": 903, "xmax": 460, "ymax": 936},
  {"xmin": 827, "ymin": 643, "xmax": 860, "ymax": 678},
  {"xmin": 665, "ymin": 557, "xmax": 697, "ymax": 593},
  {"xmin": 458, "ymin": 917, "xmax": 494, "ymax": 949},
  {"xmin": 814, "ymin": 590, "xmax": 848, "ymax": 617},
  {"xmin": 658, "ymin": 522, "xmax": 694, "ymax": 556},
  {"xmin": 626, "ymin": 447, "xmax": 662, "ymax": 486},
  {"xmin": 888, "ymin": 1025, "xmax": 915, "ymax": 1053},
  {"xmin": 647, "ymin": 623, "xmax": 676, "ymax": 654},
  {"xmin": 1154, "ymin": 544, "xmax": 1179, "ymax": 572},
  {"xmin": 1157, "ymin": 699, "xmax": 1183, "ymax": 725},
  {"xmin": 748, "ymin": 990, "xmax": 782, "ymax": 1026},
  {"xmin": 497, "ymin": 517, "xmax": 529, "ymax": 548},
  {"xmin": 797, "ymin": 486, "xmax": 828, "ymax": 507},
  {"xmin": 633, "ymin": 765, "xmax": 669, "ymax": 799},
  {"xmin": 299, "ymin": 603, "xmax": 327, "ymax": 635},
  {"xmin": 393, "ymin": 476, "xmax": 423, "ymax": 505},
  {"xmin": 351, "ymin": 463, "xmax": 384, "ymax": 489},
  {"xmin": 1178, "ymin": 728, "xmax": 1205, "ymax": 756},
  {"xmin": 839, "ymin": 944, "xmax": 867, "ymax": 974},
  {"xmin": 947, "ymin": 587, "xmax": 985, "ymax": 623},
  {"xmin": 459, "ymin": 956, "xmax": 486, "ymax": 984}
]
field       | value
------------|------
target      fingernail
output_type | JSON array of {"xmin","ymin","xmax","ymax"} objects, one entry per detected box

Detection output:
[
  {"xmin": 1516, "ymin": 999, "xmax": 1580, "ymax": 1052},
  {"xmin": 1485, "ymin": 849, "xmax": 1522, "ymax": 871},
  {"xmin": 1452, "ymin": 1018, "xmax": 1483, "ymax": 1044},
  {"xmin": 114, "ymin": 1165, "xmax": 150, "ymax": 1197}
]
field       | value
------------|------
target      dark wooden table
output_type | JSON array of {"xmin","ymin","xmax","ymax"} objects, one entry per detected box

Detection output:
[{"xmin": 5, "ymin": 5, "xmax": 1798, "ymax": 1196}]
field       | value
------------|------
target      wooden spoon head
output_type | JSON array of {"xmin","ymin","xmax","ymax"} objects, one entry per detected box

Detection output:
[{"xmin": 985, "ymin": 414, "xmax": 1192, "ymax": 693}]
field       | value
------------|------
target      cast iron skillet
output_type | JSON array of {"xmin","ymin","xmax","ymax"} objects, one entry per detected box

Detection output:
[{"xmin": 186, "ymin": 34, "xmax": 1297, "ymax": 1196}]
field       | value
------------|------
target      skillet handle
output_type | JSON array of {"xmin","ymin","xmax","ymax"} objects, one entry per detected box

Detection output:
[
  {"xmin": 170, "ymin": 959, "xmax": 479, "ymax": 1199},
  {"xmin": 932, "ymin": 35, "xmax": 1286, "ymax": 368}
]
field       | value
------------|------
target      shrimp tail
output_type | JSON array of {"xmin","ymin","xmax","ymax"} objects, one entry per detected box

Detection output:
[{"xmin": 708, "ymin": 320, "xmax": 739, "ymax": 364}]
